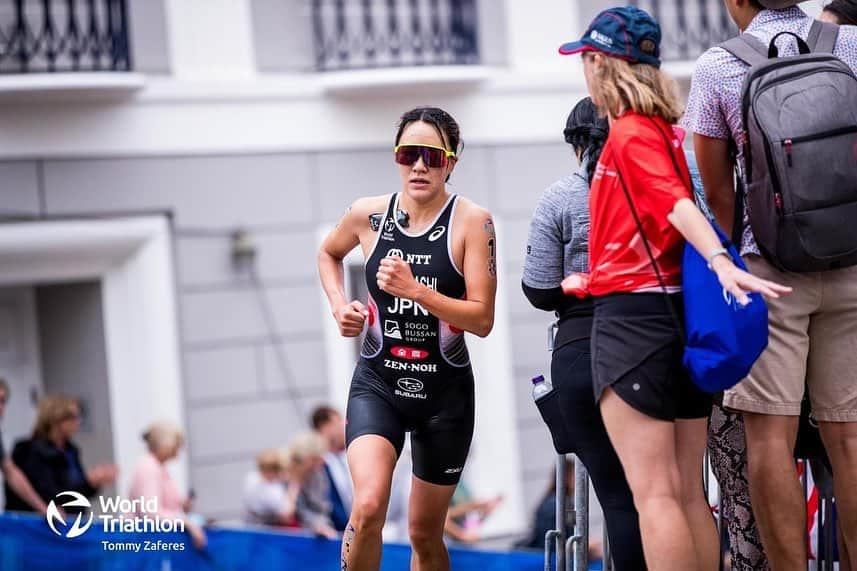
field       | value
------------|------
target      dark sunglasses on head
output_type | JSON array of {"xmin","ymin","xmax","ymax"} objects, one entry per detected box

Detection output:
[{"xmin": 393, "ymin": 144, "xmax": 455, "ymax": 169}]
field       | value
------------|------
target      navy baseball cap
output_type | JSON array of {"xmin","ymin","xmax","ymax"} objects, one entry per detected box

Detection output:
[{"xmin": 559, "ymin": 6, "xmax": 662, "ymax": 68}]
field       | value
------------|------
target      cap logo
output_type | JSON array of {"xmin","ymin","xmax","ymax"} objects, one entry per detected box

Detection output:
[
  {"xmin": 591, "ymin": 30, "xmax": 614, "ymax": 48},
  {"xmin": 639, "ymin": 39, "xmax": 656, "ymax": 56}
]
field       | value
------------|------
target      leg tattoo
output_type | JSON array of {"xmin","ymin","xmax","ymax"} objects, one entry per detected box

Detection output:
[{"xmin": 341, "ymin": 524, "xmax": 356, "ymax": 570}]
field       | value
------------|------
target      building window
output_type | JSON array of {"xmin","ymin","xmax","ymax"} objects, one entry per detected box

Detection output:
[
  {"xmin": 0, "ymin": 0, "xmax": 132, "ymax": 73},
  {"xmin": 312, "ymin": 0, "xmax": 479, "ymax": 71},
  {"xmin": 630, "ymin": 0, "xmax": 737, "ymax": 62}
]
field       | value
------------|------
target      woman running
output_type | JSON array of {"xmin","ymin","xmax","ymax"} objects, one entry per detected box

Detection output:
[
  {"xmin": 522, "ymin": 97, "xmax": 646, "ymax": 570},
  {"xmin": 558, "ymin": 7, "xmax": 790, "ymax": 570},
  {"xmin": 318, "ymin": 106, "xmax": 497, "ymax": 571}
]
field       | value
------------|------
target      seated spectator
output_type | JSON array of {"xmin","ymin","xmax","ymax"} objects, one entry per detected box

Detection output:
[
  {"xmin": 0, "ymin": 378, "xmax": 48, "ymax": 514},
  {"xmin": 289, "ymin": 431, "xmax": 338, "ymax": 540},
  {"xmin": 243, "ymin": 448, "xmax": 300, "ymax": 527},
  {"xmin": 310, "ymin": 406, "xmax": 352, "ymax": 531},
  {"xmin": 443, "ymin": 480, "xmax": 503, "ymax": 545},
  {"xmin": 5, "ymin": 395, "xmax": 116, "ymax": 513},
  {"xmin": 515, "ymin": 460, "xmax": 602, "ymax": 560},
  {"xmin": 127, "ymin": 421, "xmax": 206, "ymax": 549}
]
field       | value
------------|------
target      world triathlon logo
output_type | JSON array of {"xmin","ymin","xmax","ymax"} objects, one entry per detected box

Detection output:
[{"xmin": 46, "ymin": 491, "xmax": 94, "ymax": 539}]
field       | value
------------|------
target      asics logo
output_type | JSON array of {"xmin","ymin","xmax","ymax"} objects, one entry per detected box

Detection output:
[{"xmin": 428, "ymin": 227, "xmax": 446, "ymax": 242}]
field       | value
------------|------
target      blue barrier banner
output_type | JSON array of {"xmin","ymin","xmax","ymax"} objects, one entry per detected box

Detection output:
[{"xmin": 0, "ymin": 513, "xmax": 571, "ymax": 571}]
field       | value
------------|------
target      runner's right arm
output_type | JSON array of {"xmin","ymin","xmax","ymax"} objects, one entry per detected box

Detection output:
[{"xmin": 317, "ymin": 197, "xmax": 381, "ymax": 337}]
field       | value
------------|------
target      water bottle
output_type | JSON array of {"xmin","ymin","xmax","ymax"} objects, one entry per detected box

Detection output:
[{"xmin": 532, "ymin": 374, "xmax": 553, "ymax": 402}]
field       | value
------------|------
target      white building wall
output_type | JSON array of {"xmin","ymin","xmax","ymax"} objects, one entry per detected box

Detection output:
[{"xmin": 2, "ymin": 0, "xmax": 813, "ymax": 526}]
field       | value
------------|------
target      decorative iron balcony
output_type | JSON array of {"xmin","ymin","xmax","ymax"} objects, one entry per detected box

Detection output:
[
  {"xmin": 312, "ymin": 0, "xmax": 479, "ymax": 72},
  {"xmin": 0, "ymin": 0, "xmax": 131, "ymax": 73},
  {"xmin": 630, "ymin": 0, "xmax": 737, "ymax": 61}
]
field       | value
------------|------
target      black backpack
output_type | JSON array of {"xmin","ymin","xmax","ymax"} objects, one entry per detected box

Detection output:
[{"xmin": 720, "ymin": 21, "xmax": 857, "ymax": 272}]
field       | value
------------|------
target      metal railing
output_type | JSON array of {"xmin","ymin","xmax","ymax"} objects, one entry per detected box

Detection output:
[
  {"xmin": 630, "ymin": 0, "xmax": 737, "ymax": 61},
  {"xmin": 311, "ymin": 0, "xmax": 479, "ymax": 72},
  {"xmin": 0, "ymin": 0, "xmax": 131, "ymax": 73}
]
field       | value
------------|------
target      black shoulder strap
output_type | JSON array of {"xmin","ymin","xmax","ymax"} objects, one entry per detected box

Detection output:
[
  {"xmin": 613, "ymin": 119, "xmax": 689, "ymax": 339},
  {"xmin": 719, "ymin": 34, "xmax": 769, "ymax": 66},
  {"xmin": 386, "ymin": 193, "xmax": 399, "ymax": 219},
  {"xmin": 438, "ymin": 193, "xmax": 458, "ymax": 226},
  {"xmin": 807, "ymin": 20, "xmax": 839, "ymax": 54}
]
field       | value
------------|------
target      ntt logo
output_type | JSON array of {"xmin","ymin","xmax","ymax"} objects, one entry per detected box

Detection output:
[{"xmin": 46, "ymin": 491, "xmax": 94, "ymax": 539}]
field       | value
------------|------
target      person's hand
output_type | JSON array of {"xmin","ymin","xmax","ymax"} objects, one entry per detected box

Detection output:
[
  {"xmin": 333, "ymin": 300, "xmax": 368, "ymax": 338},
  {"xmin": 712, "ymin": 257, "xmax": 791, "ymax": 305},
  {"xmin": 314, "ymin": 523, "xmax": 339, "ymax": 540},
  {"xmin": 187, "ymin": 521, "xmax": 207, "ymax": 550},
  {"xmin": 88, "ymin": 464, "xmax": 118, "ymax": 487},
  {"xmin": 478, "ymin": 495, "xmax": 503, "ymax": 518},
  {"xmin": 457, "ymin": 529, "xmax": 481, "ymax": 544},
  {"xmin": 377, "ymin": 257, "xmax": 420, "ymax": 299}
]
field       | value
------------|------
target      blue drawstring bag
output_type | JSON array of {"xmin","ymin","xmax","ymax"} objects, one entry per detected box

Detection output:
[{"xmin": 682, "ymin": 224, "xmax": 769, "ymax": 393}]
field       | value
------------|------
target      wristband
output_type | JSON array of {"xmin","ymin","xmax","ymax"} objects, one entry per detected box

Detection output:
[{"xmin": 706, "ymin": 248, "xmax": 731, "ymax": 271}]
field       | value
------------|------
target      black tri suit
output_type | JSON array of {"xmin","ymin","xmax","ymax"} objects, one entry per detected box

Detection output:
[{"xmin": 346, "ymin": 193, "xmax": 475, "ymax": 485}]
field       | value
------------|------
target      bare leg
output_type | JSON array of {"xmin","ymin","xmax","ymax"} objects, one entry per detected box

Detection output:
[
  {"xmin": 599, "ymin": 388, "xmax": 699, "ymax": 571},
  {"xmin": 676, "ymin": 417, "xmax": 719, "ymax": 571},
  {"xmin": 743, "ymin": 413, "xmax": 805, "ymax": 570},
  {"xmin": 407, "ymin": 476, "xmax": 457, "ymax": 571},
  {"xmin": 819, "ymin": 421, "xmax": 857, "ymax": 570},
  {"xmin": 342, "ymin": 435, "xmax": 397, "ymax": 571}
]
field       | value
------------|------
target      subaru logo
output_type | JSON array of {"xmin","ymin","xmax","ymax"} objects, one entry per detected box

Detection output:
[
  {"xmin": 396, "ymin": 378, "xmax": 424, "ymax": 393},
  {"xmin": 46, "ymin": 491, "xmax": 94, "ymax": 538}
]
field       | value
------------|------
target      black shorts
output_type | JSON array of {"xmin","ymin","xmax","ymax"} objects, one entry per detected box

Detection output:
[
  {"xmin": 345, "ymin": 359, "xmax": 475, "ymax": 486},
  {"xmin": 592, "ymin": 293, "xmax": 713, "ymax": 421}
]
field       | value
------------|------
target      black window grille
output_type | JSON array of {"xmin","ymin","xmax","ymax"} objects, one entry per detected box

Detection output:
[
  {"xmin": 0, "ymin": 0, "xmax": 132, "ymax": 73},
  {"xmin": 630, "ymin": 0, "xmax": 737, "ymax": 61},
  {"xmin": 312, "ymin": 0, "xmax": 479, "ymax": 71}
]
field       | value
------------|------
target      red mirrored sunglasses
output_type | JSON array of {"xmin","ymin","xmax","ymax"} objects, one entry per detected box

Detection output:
[{"xmin": 393, "ymin": 144, "xmax": 456, "ymax": 169}]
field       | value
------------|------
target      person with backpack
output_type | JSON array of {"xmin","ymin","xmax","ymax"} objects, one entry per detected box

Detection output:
[
  {"xmin": 559, "ymin": 6, "xmax": 790, "ymax": 570},
  {"xmin": 684, "ymin": 0, "xmax": 857, "ymax": 568}
]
